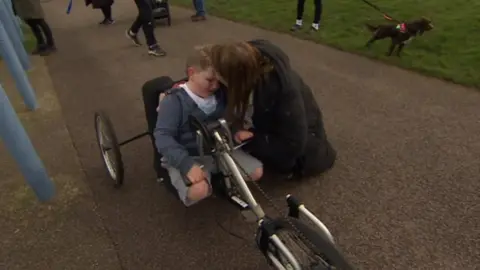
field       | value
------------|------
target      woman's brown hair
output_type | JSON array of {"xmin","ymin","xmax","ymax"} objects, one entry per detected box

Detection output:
[{"xmin": 207, "ymin": 42, "xmax": 271, "ymax": 128}]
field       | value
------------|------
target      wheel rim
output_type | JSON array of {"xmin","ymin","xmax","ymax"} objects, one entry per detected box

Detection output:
[{"xmin": 97, "ymin": 117, "xmax": 118, "ymax": 181}]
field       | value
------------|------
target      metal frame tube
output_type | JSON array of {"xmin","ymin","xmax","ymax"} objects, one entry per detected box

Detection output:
[{"xmin": 270, "ymin": 234, "xmax": 302, "ymax": 270}]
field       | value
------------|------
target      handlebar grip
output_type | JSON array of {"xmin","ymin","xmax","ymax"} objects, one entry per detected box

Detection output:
[{"xmin": 286, "ymin": 194, "xmax": 302, "ymax": 208}]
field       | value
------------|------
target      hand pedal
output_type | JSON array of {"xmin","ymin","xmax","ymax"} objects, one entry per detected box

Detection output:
[
  {"xmin": 229, "ymin": 194, "xmax": 257, "ymax": 223},
  {"xmin": 229, "ymin": 194, "xmax": 249, "ymax": 210}
]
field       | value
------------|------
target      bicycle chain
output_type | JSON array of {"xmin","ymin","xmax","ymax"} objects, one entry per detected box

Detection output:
[{"xmin": 230, "ymin": 155, "xmax": 328, "ymax": 268}]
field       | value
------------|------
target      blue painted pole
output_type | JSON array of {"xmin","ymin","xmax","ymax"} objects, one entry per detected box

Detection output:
[
  {"xmin": 1, "ymin": 0, "xmax": 22, "ymax": 41},
  {"xmin": 0, "ymin": 83, "xmax": 56, "ymax": 202},
  {"xmin": 0, "ymin": 3, "xmax": 30, "ymax": 71},
  {"xmin": 0, "ymin": 22, "xmax": 37, "ymax": 110},
  {"xmin": 2, "ymin": 0, "xmax": 23, "ymax": 41},
  {"xmin": 16, "ymin": 18, "xmax": 24, "ymax": 41}
]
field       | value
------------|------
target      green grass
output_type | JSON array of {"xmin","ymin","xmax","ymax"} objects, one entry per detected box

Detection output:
[
  {"xmin": 174, "ymin": 0, "xmax": 480, "ymax": 89},
  {"xmin": 21, "ymin": 24, "xmax": 36, "ymax": 53}
]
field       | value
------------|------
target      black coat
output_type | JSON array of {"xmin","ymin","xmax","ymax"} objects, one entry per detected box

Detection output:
[
  {"xmin": 12, "ymin": 0, "xmax": 44, "ymax": 19},
  {"xmin": 85, "ymin": 0, "xmax": 113, "ymax": 9},
  {"xmin": 246, "ymin": 39, "xmax": 336, "ymax": 177}
]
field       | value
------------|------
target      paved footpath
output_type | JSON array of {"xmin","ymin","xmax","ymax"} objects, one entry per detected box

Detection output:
[{"xmin": 40, "ymin": 0, "xmax": 479, "ymax": 269}]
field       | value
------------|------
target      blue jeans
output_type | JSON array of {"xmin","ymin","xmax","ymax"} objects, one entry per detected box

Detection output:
[{"xmin": 192, "ymin": 0, "xmax": 206, "ymax": 16}]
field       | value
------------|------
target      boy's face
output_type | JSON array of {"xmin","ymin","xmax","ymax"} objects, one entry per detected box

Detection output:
[{"xmin": 188, "ymin": 66, "xmax": 219, "ymax": 96}]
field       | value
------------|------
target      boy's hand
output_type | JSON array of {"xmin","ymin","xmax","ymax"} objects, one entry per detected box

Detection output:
[
  {"xmin": 187, "ymin": 164, "xmax": 208, "ymax": 184},
  {"xmin": 234, "ymin": 130, "xmax": 254, "ymax": 144}
]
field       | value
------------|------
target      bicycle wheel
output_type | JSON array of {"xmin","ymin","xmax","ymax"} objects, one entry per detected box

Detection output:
[
  {"xmin": 94, "ymin": 111, "xmax": 124, "ymax": 188},
  {"xmin": 263, "ymin": 217, "xmax": 355, "ymax": 270}
]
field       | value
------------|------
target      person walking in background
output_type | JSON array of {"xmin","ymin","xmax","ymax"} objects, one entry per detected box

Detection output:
[
  {"xmin": 191, "ymin": 0, "xmax": 206, "ymax": 21},
  {"xmin": 290, "ymin": 0, "xmax": 323, "ymax": 32},
  {"xmin": 13, "ymin": 0, "xmax": 56, "ymax": 55},
  {"xmin": 85, "ymin": 0, "xmax": 115, "ymax": 25},
  {"xmin": 125, "ymin": 0, "xmax": 166, "ymax": 57}
]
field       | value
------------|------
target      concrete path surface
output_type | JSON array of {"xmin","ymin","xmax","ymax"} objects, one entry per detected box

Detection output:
[
  {"xmin": 36, "ymin": 0, "xmax": 480, "ymax": 269},
  {"xmin": 0, "ymin": 57, "xmax": 121, "ymax": 270}
]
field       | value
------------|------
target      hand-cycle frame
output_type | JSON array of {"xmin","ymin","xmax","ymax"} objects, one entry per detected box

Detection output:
[{"xmin": 93, "ymin": 77, "xmax": 355, "ymax": 270}]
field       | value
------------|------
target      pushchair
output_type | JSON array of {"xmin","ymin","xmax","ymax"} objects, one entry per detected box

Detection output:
[{"xmin": 152, "ymin": 0, "xmax": 171, "ymax": 26}]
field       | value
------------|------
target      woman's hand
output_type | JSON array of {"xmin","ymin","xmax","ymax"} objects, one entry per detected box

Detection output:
[{"xmin": 234, "ymin": 130, "xmax": 254, "ymax": 144}]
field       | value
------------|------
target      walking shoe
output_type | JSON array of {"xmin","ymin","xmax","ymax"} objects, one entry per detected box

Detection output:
[
  {"xmin": 126, "ymin": 30, "xmax": 142, "ymax": 46},
  {"xmin": 33, "ymin": 45, "xmax": 57, "ymax": 56},
  {"xmin": 310, "ymin": 23, "xmax": 320, "ymax": 32},
  {"xmin": 31, "ymin": 44, "xmax": 47, "ymax": 55},
  {"xmin": 45, "ymin": 45, "xmax": 57, "ymax": 54},
  {"xmin": 148, "ymin": 45, "xmax": 166, "ymax": 57},
  {"xmin": 191, "ymin": 14, "xmax": 206, "ymax": 22},
  {"xmin": 99, "ymin": 18, "xmax": 115, "ymax": 25},
  {"xmin": 290, "ymin": 23, "xmax": 302, "ymax": 32}
]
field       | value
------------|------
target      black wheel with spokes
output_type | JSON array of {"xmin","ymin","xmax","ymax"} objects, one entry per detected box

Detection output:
[
  {"xmin": 261, "ymin": 217, "xmax": 355, "ymax": 270},
  {"xmin": 94, "ymin": 111, "xmax": 124, "ymax": 188}
]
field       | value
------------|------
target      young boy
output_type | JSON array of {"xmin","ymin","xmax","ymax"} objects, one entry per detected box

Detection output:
[{"xmin": 154, "ymin": 47, "xmax": 263, "ymax": 207}]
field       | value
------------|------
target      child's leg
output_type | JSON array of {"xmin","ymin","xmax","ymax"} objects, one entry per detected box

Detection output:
[
  {"xmin": 166, "ymin": 166, "xmax": 211, "ymax": 206},
  {"xmin": 230, "ymin": 150, "xmax": 263, "ymax": 181},
  {"xmin": 166, "ymin": 156, "xmax": 216, "ymax": 206}
]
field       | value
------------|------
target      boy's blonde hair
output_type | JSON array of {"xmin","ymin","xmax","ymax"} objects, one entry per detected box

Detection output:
[{"xmin": 185, "ymin": 44, "xmax": 214, "ymax": 71}]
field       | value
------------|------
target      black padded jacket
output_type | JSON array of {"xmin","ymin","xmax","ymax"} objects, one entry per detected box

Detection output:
[{"xmin": 245, "ymin": 39, "xmax": 336, "ymax": 176}]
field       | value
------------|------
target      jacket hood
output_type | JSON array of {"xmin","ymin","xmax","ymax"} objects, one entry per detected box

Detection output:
[{"xmin": 248, "ymin": 39, "xmax": 291, "ymax": 73}]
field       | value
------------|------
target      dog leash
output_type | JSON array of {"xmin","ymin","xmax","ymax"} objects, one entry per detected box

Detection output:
[{"xmin": 360, "ymin": 0, "xmax": 400, "ymax": 22}]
